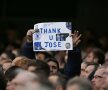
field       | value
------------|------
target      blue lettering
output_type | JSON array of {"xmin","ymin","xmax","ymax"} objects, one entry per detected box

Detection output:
[
  {"xmin": 49, "ymin": 35, "xmax": 53, "ymax": 40},
  {"xmin": 39, "ymin": 28, "xmax": 61, "ymax": 34},
  {"xmin": 40, "ymin": 28, "xmax": 43, "ymax": 33},
  {"xmin": 48, "ymin": 29, "xmax": 52, "ymax": 33},
  {"xmin": 53, "ymin": 42, "xmax": 57, "ymax": 47},
  {"xmin": 49, "ymin": 42, "xmax": 52, "ymax": 47},
  {"xmin": 44, "ymin": 29, "xmax": 47, "ymax": 33},
  {"xmin": 52, "ymin": 28, "xmax": 56, "ymax": 33},
  {"xmin": 44, "ymin": 42, "xmax": 49, "ymax": 47},
  {"xmin": 58, "ymin": 42, "xmax": 61, "ymax": 47},
  {"xmin": 44, "ymin": 42, "xmax": 61, "ymax": 48},
  {"xmin": 57, "ymin": 28, "xmax": 61, "ymax": 33}
]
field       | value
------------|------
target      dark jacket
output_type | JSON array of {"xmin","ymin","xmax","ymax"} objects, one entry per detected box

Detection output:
[{"xmin": 64, "ymin": 47, "xmax": 81, "ymax": 79}]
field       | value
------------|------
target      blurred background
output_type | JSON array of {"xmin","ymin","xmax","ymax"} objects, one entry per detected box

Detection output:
[{"xmin": 0, "ymin": 0, "xmax": 108, "ymax": 53}]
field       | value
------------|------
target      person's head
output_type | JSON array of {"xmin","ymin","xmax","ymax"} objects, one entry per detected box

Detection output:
[
  {"xmin": 35, "ymin": 51, "xmax": 53, "ymax": 61},
  {"xmin": 48, "ymin": 74, "xmax": 67, "ymax": 90},
  {"xmin": 8, "ymin": 71, "xmax": 39, "ymax": 90},
  {"xmin": 24, "ymin": 80, "xmax": 54, "ymax": 90},
  {"xmin": 12, "ymin": 56, "xmax": 31, "ymax": 70},
  {"xmin": 84, "ymin": 48, "xmax": 105, "ymax": 65},
  {"xmin": 28, "ymin": 60, "xmax": 50, "ymax": 79},
  {"xmin": 105, "ymin": 51, "xmax": 108, "ymax": 66},
  {"xmin": 55, "ymin": 51, "xmax": 66, "ymax": 61},
  {"xmin": 100, "ymin": 66, "xmax": 108, "ymax": 90},
  {"xmin": 46, "ymin": 58, "xmax": 59, "ymax": 75},
  {"xmin": 5, "ymin": 66, "xmax": 24, "ymax": 82},
  {"xmin": 99, "ymin": 35, "xmax": 108, "ymax": 52},
  {"xmin": 0, "ymin": 69, "xmax": 6, "ymax": 90},
  {"xmin": 66, "ymin": 76, "xmax": 93, "ymax": 90},
  {"xmin": 0, "ymin": 51, "xmax": 15, "ymax": 60},
  {"xmin": 12, "ymin": 56, "xmax": 28, "ymax": 65},
  {"xmin": 92, "ymin": 67, "xmax": 106, "ymax": 90},
  {"xmin": 2, "ymin": 60, "xmax": 12, "ymax": 73},
  {"xmin": 80, "ymin": 62, "xmax": 88, "ymax": 77},
  {"xmin": 0, "ymin": 58, "xmax": 12, "ymax": 66},
  {"xmin": 6, "ymin": 66, "xmax": 24, "ymax": 90},
  {"xmin": 80, "ymin": 64, "xmax": 96, "ymax": 78}
]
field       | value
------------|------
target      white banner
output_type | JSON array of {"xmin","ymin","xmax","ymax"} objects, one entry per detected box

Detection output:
[{"xmin": 33, "ymin": 22, "xmax": 73, "ymax": 51}]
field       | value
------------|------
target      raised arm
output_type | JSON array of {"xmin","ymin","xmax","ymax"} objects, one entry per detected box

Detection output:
[
  {"xmin": 64, "ymin": 30, "xmax": 82, "ymax": 79},
  {"xmin": 21, "ymin": 29, "xmax": 35, "ymax": 59}
]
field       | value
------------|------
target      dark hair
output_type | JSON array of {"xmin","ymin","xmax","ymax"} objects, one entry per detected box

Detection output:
[
  {"xmin": 5, "ymin": 66, "xmax": 24, "ymax": 81},
  {"xmin": 50, "ymin": 74, "xmax": 67, "ymax": 90},
  {"xmin": 35, "ymin": 51, "xmax": 53, "ymax": 60},
  {"xmin": 2, "ymin": 51, "xmax": 15, "ymax": 60},
  {"xmin": 28, "ymin": 60, "xmax": 50, "ymax": 79},
  {"xmin": 46, "ymin": 58, "xmax": 59, "ymax": 71},
  {"xmin": 0, "ymin": 69, "xmax": 6, "ymax": 90},
  {"xmin": 92, "ymin": 48, "xmax": 105, "ymax": 65},
  {"xmin": 39, "ymin": 80, "xmax": 55, "ymax": 90},
  {"xmin": 88, "ymin": 63, "xmax": 99, "ymax": 81}
]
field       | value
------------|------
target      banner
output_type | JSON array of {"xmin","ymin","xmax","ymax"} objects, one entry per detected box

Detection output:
[{"xmin": 33, "ymin": 22, "xmax": 73, "ymax": 51}]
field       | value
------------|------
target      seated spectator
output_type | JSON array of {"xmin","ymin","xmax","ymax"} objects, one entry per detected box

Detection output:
[
  {"xmin": 92, "ymin": 66, "xmax": 106, "ymax": 90},
  {"xmin": 35, "ymin": 51, "xmax": 53, "ymax": 61},
  {"xmin": 104, "ymin": 51, "xmax": 108, "ymax": 66},
  {"xmin": 80, "ymin": 63, "xmax": 99, "ymax": 80},
  {"xmin": 66, "ymin": 76, "xmax": 93, "ymax": 90},
  {"xmin": 81, "ymin": 61, "xmax": 88, "ymax": 76},
  {"xmin": 46, "ymin": 58, "xmax": 59, "ymax": 75},
  {"xmin": 48, "ymin": 74, "xmax": 67, "ymax": 90},
  {"xmin": 20, "ymin": 78, "xmax": 54, "ymax": 90},
  {"xmin": 100, "ymin": 64, "xmax": 108, "ymax": 90},
  {"xmin": 54, "ymin": 51, "xmax": 66, "ymax": 74},
  {"xmin": 0, "ymin": 69, "xmax": 6, "ymax": 90},
  {"xmin": 12, "ymin": 56, "xmax": 31, "ymax": 70},
  {"xmin": 0, "ymin": 51, "xmax": 15, "ymax": 60},
  {"xmin": 28, "ymin": 60, "xmax": 50, "ymax": 80},
  {"xmin": 5, "ymin": 66, "xmax": 24, "ymax": 90},
  {"xmin": 0, "ymin": 59, "xmax": 12, "ymax": 66},
  {"xmin": 84, "ymin": 48, "xmax": 105, "ymax": 65},
  {"xmin": 2, "ymin": 60, "xmax": 12, "ymax": 73},
  {"xmin": 7, "ymin": 71, "xmax": 39, "ymax": 90},
  {"xmin": 5, "ymin": 66, "xmax": 24, "ymax": 82}
]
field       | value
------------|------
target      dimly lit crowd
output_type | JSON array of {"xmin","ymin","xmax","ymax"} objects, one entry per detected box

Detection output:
[{"xmin": 0, "ymin": 29, "xmax": 108, "ymax": 90}]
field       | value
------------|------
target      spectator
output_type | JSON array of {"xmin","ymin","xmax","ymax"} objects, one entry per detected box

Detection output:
[
  {"xmin": 28, "ymin": 60, "xmax": 50, "ymax": 80},
  {"xmin": 49, "ymin": 74, "xmax": 67, "ymax": 90},
  {"xmin": 104, "ymin": 51, "xmax": 108, "ymax": 66},
  {"xmin": 0, "ymin": 58, "xmax": 12, "ymax": 66},
  {"xmin": 80, "ymin": 64, "xmax": 99, "ymax": 80},
  {"xmin": 5, "ymin": 66, "xmax": 24, "ymax": 82},
  {"xmin": 0, "ymin": 51, "xmax": 15, "ymax": 60},
  {"xmin": 80, "ymin": 61, "xmax": 88, "ymax": 76},
  {"xmin": 5, "ymin": 66, "xmax": 24, "ymax": 90},
  {"xmin": 2, "ymin": 60, "xmax": 12, "ymax": 73},
  {"xmin": 84, "ymin": 48, "xmax": 105, "ymax": 65},
  {"xmin": 35, "ymin": 51, "xmax": 53, "ymax": 61},
  {"xmin": 92, "ymin": 67, "xmax": 106, "ymax": 90},
  {"xmin": 66, "ymin": 76, "xmax": 93, "ymax": 90},
  {"xmin": 55, "ymin": 51, "xmax": 66, "ymax": 74},
  {"xmin": 7, "ymin": 71, "xmax": 39, "ymax": 90},
  {"xmin": 46, "ymin": 58, "xmax": 59, "ymax": 75},
  {"xmin": 12, "ymin": 56, "xmax": 31, "ymax": 70},
  {"xmin": 0, "ymin": 68, "xmax": 7, "ymax": 90},
  {"xmin": 101, "ymin": 66, "xmax": 108, "ymax": 90}
]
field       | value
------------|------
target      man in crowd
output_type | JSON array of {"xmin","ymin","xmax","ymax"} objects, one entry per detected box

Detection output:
[
  {"xmin": 92, "ymin": 67, "xmax": 106, "ymax": 90},
  {"xmin": 66, "ymin": 76, "xmax": 93, "ymax": 90}
]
